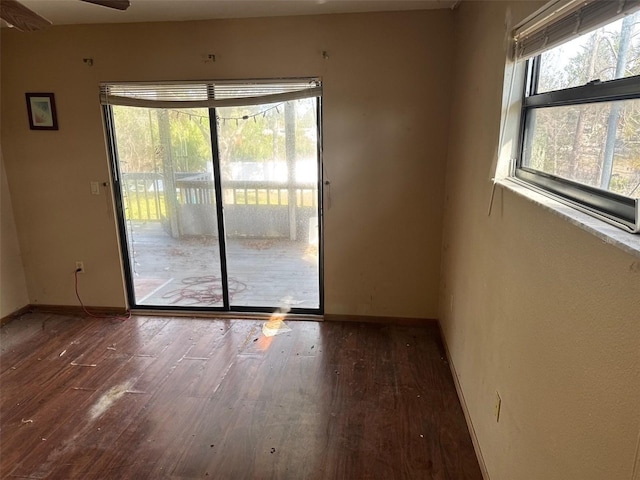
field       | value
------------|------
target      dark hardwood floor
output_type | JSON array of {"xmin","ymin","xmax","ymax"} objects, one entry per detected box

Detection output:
[{"xmin": 0, "ymin": 313, "xmax": 482, "ymax": 479}]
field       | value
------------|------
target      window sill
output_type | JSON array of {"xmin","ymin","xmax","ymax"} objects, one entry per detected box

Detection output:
[{"xmin": 497, "ymin": 178, "xmax": 640, "ymax": 259}]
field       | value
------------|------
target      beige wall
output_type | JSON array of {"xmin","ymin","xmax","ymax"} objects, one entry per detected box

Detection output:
[
  {"xmin": 4, "ymin": 3, "xmax": 640, "ymax": 477},
  {"xmin": 1, "ymin": 153, "xmax": 29, "ymax": 317},
  {"xmin": 441, "ymin": 2, "xmax": 640, "ymax": 479},
  {"xmin": 1, "ymin": 11, "xmax": 453, "ymax": 316}
]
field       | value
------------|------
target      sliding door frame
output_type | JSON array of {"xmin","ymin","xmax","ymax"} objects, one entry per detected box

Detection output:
[
  {"xmin": 103, "ymin": 105, "xmax": 139, "ymax": 310},
  {"xmin": 207, "ymin": 103, "xmax": 231, "ymax": 310},
  {"xmin": 103, "ymin": 83, "xmax": 324, "ymax": 315}
]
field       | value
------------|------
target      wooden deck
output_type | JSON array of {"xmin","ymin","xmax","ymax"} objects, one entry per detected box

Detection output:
[
  {"xmin": 127, "ymin": 222, "xmax": 319, "ymax": 310},
  {"xmin": 0, "ymin": 312, "xmax": 482, "ymax": 479}
]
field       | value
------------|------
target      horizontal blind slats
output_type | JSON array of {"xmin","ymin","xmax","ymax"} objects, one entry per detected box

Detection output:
[
  {"xmin": 513, "ymin": 0, "xmax": 640, "ymax": 60},
  {"xmin": 100, "ymin": 79, "xmax": 322, "ymax": 108}
]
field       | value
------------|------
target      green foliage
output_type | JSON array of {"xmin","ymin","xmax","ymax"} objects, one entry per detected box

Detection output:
[
  {"xmin": 112, "ymin": 106, "xmax": 158, "ymax": 173},
  {"xmin": 113, "ymin": 107, "xmax": 212, "ymax": 174},
  {"xmin": 113, "ymin": 99, "xmax": 318, "ymax": 181},
  {"xmin": 168, "ymin": 109, "xmax": 211, "ymax": 173},
  {"xmin": 217, "ymin": 100, "xmax": 317, "ymax": 162}
]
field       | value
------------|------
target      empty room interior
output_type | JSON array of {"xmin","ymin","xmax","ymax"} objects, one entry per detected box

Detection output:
[{"xmin": 1, "ymin": 0, "xmax": 640, "ymax": 479}]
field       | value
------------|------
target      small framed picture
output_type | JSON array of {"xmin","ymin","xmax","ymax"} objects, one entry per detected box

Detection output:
[{"xmin": 25, "ymin": 93, "xmax": 58, "ymax": 130}]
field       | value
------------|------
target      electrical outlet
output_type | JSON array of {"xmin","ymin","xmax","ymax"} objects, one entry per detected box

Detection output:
[
  {"xmin": 75, "ymin": 261, "xmax": 85, "ymax": 273},
  {"xmin": 494, "ymin": 392, "xmax": 501, "ymax": 422}
]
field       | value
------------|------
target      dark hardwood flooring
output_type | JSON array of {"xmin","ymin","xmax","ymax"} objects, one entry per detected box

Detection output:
[{"xmin": 0, "ymin": 313, "xmax": 482, "ymax": 479}]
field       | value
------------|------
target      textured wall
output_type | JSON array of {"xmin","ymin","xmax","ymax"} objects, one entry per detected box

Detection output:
[
  {"xmin": 1, "ymin": 154, "xmax": 29, "ymax": 317},
  {"xmin": 1, "ymin": 10, "xmax": 454, "ymax": 316},
  {"xmin": 441, "ymin": 2, "xmax": 640, "ymax": 479}
]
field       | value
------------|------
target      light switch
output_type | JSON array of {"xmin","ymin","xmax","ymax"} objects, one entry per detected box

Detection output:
[{"xmin": 90, "ymin": 181, "xmax": 100, "ymax": 195}]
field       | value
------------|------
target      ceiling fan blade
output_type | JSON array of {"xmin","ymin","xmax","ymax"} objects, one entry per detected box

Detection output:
[
  {"xmin": 79, "ymin": 0, "xmax": 131, "ymax": 11},
  {"xmin": 0, "ymin": 0, "xmax": 51, "ymax": 32}
]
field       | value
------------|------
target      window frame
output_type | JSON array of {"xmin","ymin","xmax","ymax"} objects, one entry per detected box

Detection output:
[
  {"xmin": 515, "ymin": 54, "xmax": 640, "ymax": 232},
  {"xmin": 102, "ymin": 78, "xmax": 325, "ymax": 313}
]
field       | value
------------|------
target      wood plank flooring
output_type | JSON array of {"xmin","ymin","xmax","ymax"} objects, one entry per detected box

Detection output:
[{"xmin": 0, "ymin": 313, "xmax": 482, "ymax": 479}]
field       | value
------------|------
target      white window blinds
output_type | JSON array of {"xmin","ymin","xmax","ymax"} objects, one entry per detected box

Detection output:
[
  {"xmin": 100, "ymin": 79, "xmax": 322, "ymax": 109},
  {"xmin": 513, "ymin": 0, "xmax": 640, "ymax": 60}
]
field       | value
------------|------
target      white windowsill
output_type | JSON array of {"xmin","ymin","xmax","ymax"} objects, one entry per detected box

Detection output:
[{"xmin": 497, "ymin": 178, "xmax": 640, "ymax": 259}]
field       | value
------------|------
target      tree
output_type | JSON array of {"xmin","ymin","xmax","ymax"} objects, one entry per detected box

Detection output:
[{"xmin": 529, "ymin": 14, "xmax": 640, "ymax": 198}]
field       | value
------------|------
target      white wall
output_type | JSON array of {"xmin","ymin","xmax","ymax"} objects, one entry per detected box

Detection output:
[{"xmin": 441, "ymin": 2, "xmax": 640, "ymax": 479}]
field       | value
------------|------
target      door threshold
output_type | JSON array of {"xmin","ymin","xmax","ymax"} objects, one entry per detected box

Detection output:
[{"xmin": 130, "ymin": 308, "xmax": 324, "ymax": 322}]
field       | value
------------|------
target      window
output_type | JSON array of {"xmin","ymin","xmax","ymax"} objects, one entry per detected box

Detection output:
[{"xmin": 513, "ymin": 1, "xmax": 640, "ymax": 232}]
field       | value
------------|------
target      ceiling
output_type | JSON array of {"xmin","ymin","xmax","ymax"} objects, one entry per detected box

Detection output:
[{"xmin": 18, "ymin": 0, "xmax": 458, "ymax": 26}]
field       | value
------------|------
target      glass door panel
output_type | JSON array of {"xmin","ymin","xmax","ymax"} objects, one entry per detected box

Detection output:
[
  {"xmin": 112, "ymin": 106, "xmax": 224, "ymax": 307},
  {"xmin": 216, "ymin": 99, "xmax": 320, "ymax": 309}
]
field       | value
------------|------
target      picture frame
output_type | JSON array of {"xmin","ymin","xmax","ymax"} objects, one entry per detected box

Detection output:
[{"xmin": 25, "ymin": 92, "xmax": 58, "ymax": 130}]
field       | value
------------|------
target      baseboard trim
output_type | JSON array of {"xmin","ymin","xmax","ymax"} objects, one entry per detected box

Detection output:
[
  {"xmin": 437, "ymin": 322, "xmax": 490, "ymax": 480},
  {"xmin": 632, "ymin": 428, "xmax": 640, "ymax": 480},
  {"xmin": 1, "ymin": 304, "xmax": 32, "ymax": 326},
  {"xmin": 5, "ymin": 306, "xmax": 433, "ymax": 328},
  {"xmin": 324, "ymin": 313, "xmax": 437, "ymax": 327},
  {"xmin": 29, "ymin": 304, "xmax": 128, "ymax": 316},
  {"xmin": 4, "ymin": 304, "xmax": 322, "ymax": 323}
]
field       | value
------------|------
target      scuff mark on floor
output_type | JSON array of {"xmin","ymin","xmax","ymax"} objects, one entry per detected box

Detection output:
[
  {"xmin": 89, "ymin": 380, "xmax": 133, "ymax": 421},
  {"xmin": 212, "ymin": 362, "xmax": 235, "ymax": 394},
  {"xmin": 70, "ymin": 361, "xmax": 97, "ymax": 367}
]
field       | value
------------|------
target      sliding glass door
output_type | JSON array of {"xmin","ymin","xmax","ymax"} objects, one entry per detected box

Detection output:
[
  {"xmin": 217, "ymin": 99, "xmax": 320, "ymax": 309},
  {"xmin": 110, "ymin": 106, "xmax": 224, "ymax": 307},
  {"xmin": 104, "ymin": 80, "xmax": 322, "ymax": 313}
]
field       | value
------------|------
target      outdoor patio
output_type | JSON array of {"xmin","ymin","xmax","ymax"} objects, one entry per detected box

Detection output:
[{"xmin": 127, "ymin": 222, "xmax": 320, "ymax": 310}]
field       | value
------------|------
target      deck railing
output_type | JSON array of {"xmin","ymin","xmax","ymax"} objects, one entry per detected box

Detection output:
[
  {"xmin": 121, "ymin": 173, "xmax": 318, "ymax": 238},
  {"xmin": 178, "ymin": 180, "xmax": 317, "ymax": 208},
  {"xmin": 122, "ymin": 172, "xmax": 166, "ymax": 221}
]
